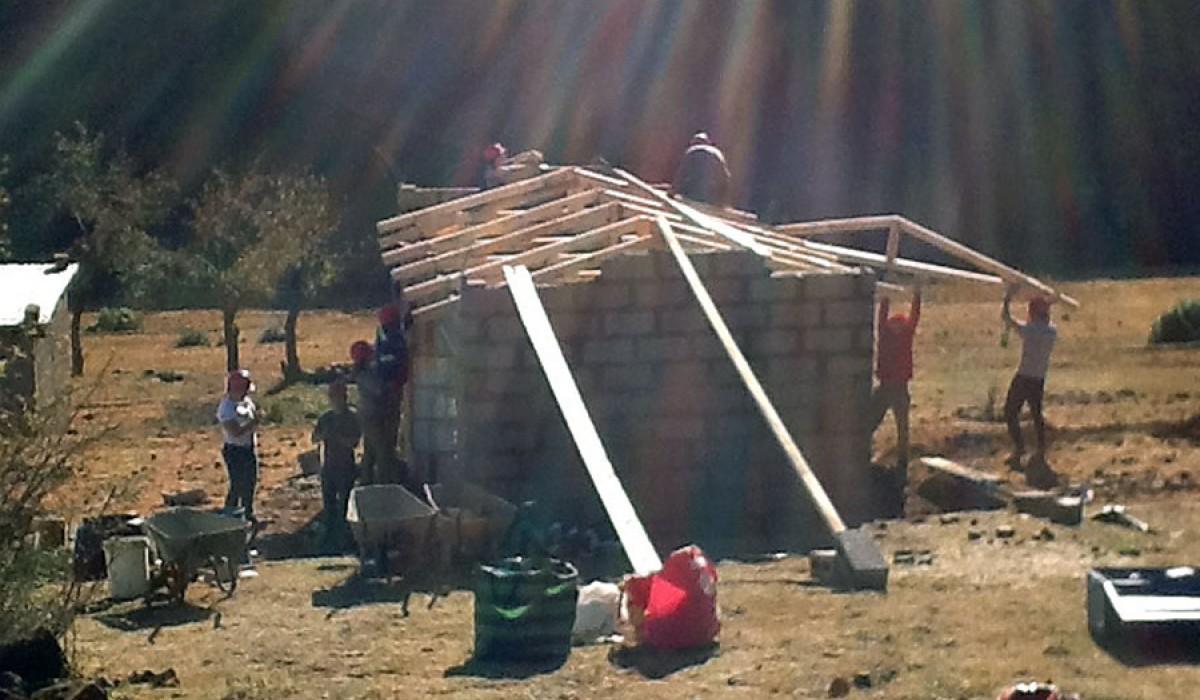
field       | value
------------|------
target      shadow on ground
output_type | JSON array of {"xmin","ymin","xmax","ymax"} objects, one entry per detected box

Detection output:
[
  {"xmin": 444, "ymin": 655, "xmax": 568, "ymax": 680},
  {"xmin": 607, "ymin": 643, "xmax": 719, "ymax": 679},
  {"xmin": 1097, "ymin": 627, "xmax": 1200, "ymax": 667},
  {"xmin": 94, "ymin": 601, "xmax": 214, "ymax": 632}
]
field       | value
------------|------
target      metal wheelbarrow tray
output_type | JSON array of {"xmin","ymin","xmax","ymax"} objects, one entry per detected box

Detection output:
[
  {"xmin": 346, "ymin": 485, "xmax": 438, "ymax": 576},
  {"xmin": 143, "ymin": 508, "xmax": 252, "ymax": 602}
]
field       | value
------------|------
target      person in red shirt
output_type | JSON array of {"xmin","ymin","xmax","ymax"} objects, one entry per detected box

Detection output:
[{"xmin": 870, "ymin": 284, "xmax": 921, "ymax": 474}]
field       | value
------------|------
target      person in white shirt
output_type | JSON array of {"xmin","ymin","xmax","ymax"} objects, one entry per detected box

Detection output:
[
  {"xmin": 216, "ymin": 369, "xmax": 259, "ymax": 522},
  {"xmin": 1001, "ymin": 287, "xmax": 1057, "ymax": 471}
]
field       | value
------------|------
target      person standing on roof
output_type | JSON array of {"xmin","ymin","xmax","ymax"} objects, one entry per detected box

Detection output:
[
  {"xmin": 481, "ymin": 142, "xmax": 545, "ymax": 189},
  {"xmin": 869, "ymin": 284, "xmax": 921, "ymax": 476},
  {"xmin": 670, "ymin": 132, "xmax": 733, "ymax": 207},
  {"xmin": 217, "ymin": 369, "xmax": 259, "ymax": 523},
  {"xmin": 1002, "ymin": 286, "xmax": 1057, "ymax": 476}
]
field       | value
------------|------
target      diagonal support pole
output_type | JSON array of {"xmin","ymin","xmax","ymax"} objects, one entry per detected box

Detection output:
[
  {"xmin": 503, "ymin": 264, "xmax": 662, "ymax": 576},
  {"xmin": 656, "ymin": 217, "xmax": 887, "ymax": 590}
]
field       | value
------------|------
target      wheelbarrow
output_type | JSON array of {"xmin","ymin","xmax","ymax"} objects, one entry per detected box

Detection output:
[
  {"xmin": 346, "ymin": 485, "xmax": 439, "ymax": 578},
  {"xmin": 143, "ymin": 508, "xmax": 252, "ymax": 603}
]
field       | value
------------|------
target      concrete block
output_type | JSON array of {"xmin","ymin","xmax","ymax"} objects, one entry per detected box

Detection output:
[
  {"xmin": 413, "ymin": 420, "xmax": 458, "ymax": 452},
  {"xmin": 633, "ymin": 281, "xmax": 689, "ymax": 307},
  {"xmin": 855, "ymin": 328, "xmax": 876, "ymax": 352},
  {"xmin": 828, "ymin": 354, "xmax": 871, "ymax": 379},
  {"xmin": 487, "ymin": 317, "xmax": 525, "ymax": 342},
  {"xmin": 636, "ymin": 336, "xmax": 693, "ymax": 362},
  {"xmin": 605, "ymin": 310, "xmax": 656, "ymax": 336},
  {"xmin": 669, "ymin": 252, "xmax": 714, "ymax": 277},
  {"xmin": 600, "ymin": 253, "xmax": 657, "ymax": 281},
  {"xmin": 604, "ymin": 364, "xmax": 657, "ymax": 390},
  {"xmin": 659, "ymin": 309, "xmax": 707, "ymax": 334},
  {"xmin": 750, "ymin": 330, "xmax": 801, "ymax": 356},
  {"xmin": 749, "ymin": 277, "xmax": 795, "ymax": 303},
  {"xmin": 414, "ymin": 390, "xmax": 458, "ymax": 419},
  {"xmin": 804, "ymin": 328, "xmax": 853, "ymax": 353},
  {"xmin": 654, "ymin": 417, "xmax": 705, "ymax": 441},
  {"xmin": 704, "ymin": 279, "xmax": 746, "ymax": 304},
  {"xmin": 537, "ymin": 284, "xmax": 578, "ymax": 312},
  {"xmin": 711, "ymin": 251, "xmax": 767, "ymax": 278},
  {"xmin": 824, "ymin": 300, "xmax": 873, "ymax": 327},
  {"xmin": 723, "ymin": 304, "xmax": 770, "ymax": 330},
  {"xmin": 692, "ymin": 334, "xmax": 727, "ymax": 360},
  {"xmin": 802, "ymin": 274, "xmax": 857, "ymax": 301},
  {"xmin": 595, "ymin": 282, "xmax": 632, "ymax": 309},
  {"xmin": 461, "ymin": 285, "xmax": 515, "ymax": 317},
  {"xmin": 483, "ymin": 345, "xmax": 523, "ymax": 369},
  {"xmin": 582, "ymin": 338, "xmax": 635, "ymax": 365}
]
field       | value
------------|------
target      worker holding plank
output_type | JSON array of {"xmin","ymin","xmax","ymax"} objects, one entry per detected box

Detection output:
[
  {"xmin": 1001, "ymin": 285, "xmax": 1057, "ymax": 481},
  {"xmin": 870, "ymin": 284, "xmax": 921, "ymax": 477}
]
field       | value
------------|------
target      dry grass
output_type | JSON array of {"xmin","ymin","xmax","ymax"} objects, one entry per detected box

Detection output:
[{"xmin": 59, "ymin": 278, "xmax": 1200, "ymax": 698}]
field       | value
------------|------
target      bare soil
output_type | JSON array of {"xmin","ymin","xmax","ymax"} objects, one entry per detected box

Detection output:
[{"xmin": 62, "ymin": 278, "xmax": 1200, "ymax": 698}]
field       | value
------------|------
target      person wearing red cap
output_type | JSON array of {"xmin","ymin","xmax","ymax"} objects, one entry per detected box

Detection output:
[
  {"xmin": 216, "ymin": 369, "xmax": 259, "ymax": 522},
  {"xmin": 869, "ymin": 284, "xmax": 921, "ymax": 474},
  {"xmin": 670, "ymin": 131, "xmax": 733, "ymax": 207},
  {"xmin": 312, "ymin": 379, "xmax": 361, "ymax": 550},
  {"xmin": 1002, "ymin": 285, "xmax": 1057, "ymax": 473},
  {"xmin": 374, "ymin": 289, "xmax": 414, "ymax": 485}
]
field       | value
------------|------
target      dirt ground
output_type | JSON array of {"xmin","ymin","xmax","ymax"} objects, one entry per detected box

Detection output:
[{"xmin": 61, "ymin": 276, "xmax": 1200, "ymax": 698}]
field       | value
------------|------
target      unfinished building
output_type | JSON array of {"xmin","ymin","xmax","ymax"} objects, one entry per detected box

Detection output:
[{"xmin": 375, "ymin": 167, "xmax": 1074, "ymax": 555}]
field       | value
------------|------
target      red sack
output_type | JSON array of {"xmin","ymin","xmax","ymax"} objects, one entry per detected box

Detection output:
[{"xmin": 624, "ymin": 545, "xmax": 719, "ymax": 650}]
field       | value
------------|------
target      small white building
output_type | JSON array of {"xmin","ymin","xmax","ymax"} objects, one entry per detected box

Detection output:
[{"xmin": 0, "ymin": 262, "xmax": 79, "ymax": 414}]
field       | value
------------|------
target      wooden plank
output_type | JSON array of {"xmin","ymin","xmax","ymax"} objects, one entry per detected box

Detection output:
[
  {"xmin": 377, "ymin": 167, "xmax": 574, "ymax": 237},
  {"xmin": 381, "ymin": 189, "xmax": 604, "ymax": 266},
  {"xmin": 885, "ymin": 223, "xmax": 900, "ymax": 267},
  {"xmin": 389, "ymin": 202, "xmax": 622, "ymax": 283},
  {"xmin": 656, "ymin": 217, "xmax": 848, "ymax": 536},
  {"xmin": 800, "ymin": 239, "xmax": 1005, "ymax": 285},
  {"xmin": 897, "ymin": 218, "xmax": 1080, "ymax": 307},
  {"xmin": 401, "ymin": 217, "xmax": 649, "ymax": 302},
  {"xmin": 615, "ymin": 168, "xmax": 772, "ymax": 256},
  {"xmin": 532, "ymin": 235, "xmax": 653, "ymax": 283},
  {"xmin": 774, "ymin": 215, "xmax": 899, "ymax": 237},
  {"xmin": 503, "ymin": 265, "xmax": 662, "ymax": 576}
]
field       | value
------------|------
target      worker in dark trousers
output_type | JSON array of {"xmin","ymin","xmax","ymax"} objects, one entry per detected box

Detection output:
[
  {"xmin": 1002, "ymin": 285, "xmax": 1058, "ymax": 484},
  {"xmin": 216, "ymin": 369, "xmax": 259, "ymax": 523},
  {"xmin": 313, "ymin": 379, "xmax": 361, "ymax": 551},
  {"xmin": 350, "ymin": 341, "xmax": 389, "ymax": 485},
  {"xmin": 870, "ymin": 284, "xmax": 922, "ymax": 478},
  {"xmin": 374, "ymin": 289, "xmax": 413, "ymax": 488},
  {"xmin": 670, "ymin": 132, "xmax": 733, "ymax": 207}
]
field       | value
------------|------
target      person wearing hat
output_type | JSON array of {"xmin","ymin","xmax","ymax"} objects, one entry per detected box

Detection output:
[
  {"xmin": 1002, "ymin": 285, "xmax": 1058, "ymax": 474},
  {"xmin": 350, "ymin": 340, "xmax": 389, "ymax": 485},
  {"xmin": 670, "ymin": 131, "xmax": 733, "ymax": 207},
  {"xmin": 481, "ymin": 141, "xmax": 545, "ymax": 189},
  {"xmin": 869, "ymin": 283, "xmax": 922, "ymax": 477},
  {"xmin": 217, "ymin": 369, "xmax": 259, "ymax": 522},
  {"xmin": 312, "ymin": 379, "xmax": 361, "ymax": 550},
  {"xmin": 375, "ymin": 292, "xmax": 413, "ymax": 486}
]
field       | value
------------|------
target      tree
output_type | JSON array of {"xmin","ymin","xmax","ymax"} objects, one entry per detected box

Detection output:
[
  {"xmin": 186, "ymin": 169, "xmax": 335, "ymax": 372},
  {"xmin": 0, "ymin": 156, "xmax": 11, "ymax": 262},
  {"xmin": 38, "ymin": 124, "xmax": 175, "ymax": 375}
]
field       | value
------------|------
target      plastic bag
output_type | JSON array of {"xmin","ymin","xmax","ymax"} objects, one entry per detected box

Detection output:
[
  {"xmin": 623, "ymin": 545, "xmax": 719, "ymax": 650},
  {"xmin": 571, "ymin": 581, "xmax": 622, "ymax": 643}
]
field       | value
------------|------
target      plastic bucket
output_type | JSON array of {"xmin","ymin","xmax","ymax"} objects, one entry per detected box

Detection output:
[{"xmin": 102, "ymin": 536, "xmax": 151, "ymax": 600}]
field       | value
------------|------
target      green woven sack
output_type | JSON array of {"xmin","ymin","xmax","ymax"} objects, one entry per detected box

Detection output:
[{"xmin": 474, "ymin": 557, "xmax": 578, "ymax": 661}]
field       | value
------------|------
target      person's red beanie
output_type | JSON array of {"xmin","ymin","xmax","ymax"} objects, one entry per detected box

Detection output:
[
  {"xmin": 378, "ymin": 304, "xmax": 402, "ymax": 328},
  {"xmin": 349, "ymin": 340, "xmax": 374, "ymax": 364}
]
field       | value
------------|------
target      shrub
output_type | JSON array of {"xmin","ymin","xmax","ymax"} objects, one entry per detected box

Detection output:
[
  {"xmin": 1149, "ymin": 299, "xmax": 1200, "ymax": 345},
  {"xmin": 175, "ymin": 328, "xmax": 210, "ymax": 348},
  {"xmin": 0, "ymin": 405, "xmax": 85, "ymax": 646},
  {"xmin": 258, "ymin": 326, "xmax": 286, "ymax": 344},
  {"xmin": 89, "ymin": 307, "xmax": 142, "ymax": 333}
]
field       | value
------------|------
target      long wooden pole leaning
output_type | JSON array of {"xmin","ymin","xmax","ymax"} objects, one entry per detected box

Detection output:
[
  {"xmin": 656, "ymin": 217, "xmax": 847, "ymax": 535},
  {"xmin": 503, "ymin": 265, "xmax": 663, "ymax": 576}
]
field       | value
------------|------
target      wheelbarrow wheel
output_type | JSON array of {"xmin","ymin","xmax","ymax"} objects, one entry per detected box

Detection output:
[
  {"xmin": 162, "ymin": 562, "xmax": 190, "ymax": 605},
  {"xmin": 210, "ymin": 555, "xmax": 239, "ymax": 595}
]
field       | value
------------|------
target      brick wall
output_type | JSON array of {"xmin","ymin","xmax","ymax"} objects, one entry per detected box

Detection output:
[{"xmin": 409, "ymin": 250, "xmax": 888, "ymax": 555}]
